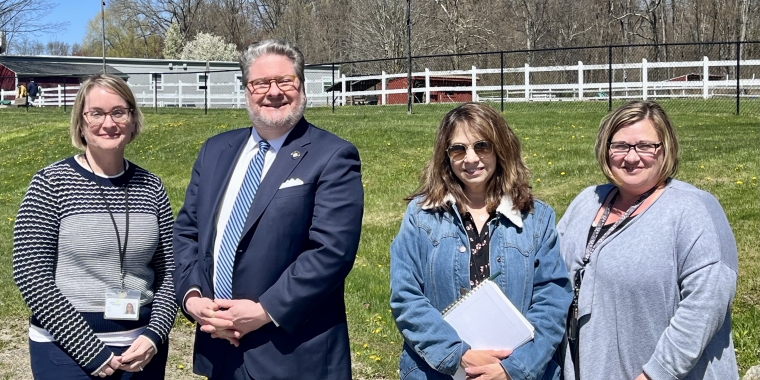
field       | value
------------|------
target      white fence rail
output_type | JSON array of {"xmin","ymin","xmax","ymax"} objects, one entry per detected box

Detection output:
[{"xmin": 2, "ymin": 56, "xmax": 758, "ymax": 108}]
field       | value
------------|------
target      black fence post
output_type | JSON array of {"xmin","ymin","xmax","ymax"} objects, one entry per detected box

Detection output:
[
  {"xmin": 153, "ymin": 73, "xmax": 158, "ymax": 114},
  {"xmin": 332, "ymin": 62, "xmax": 335, "ymax": 113},
  {"xmin": 204, "ymin": 71, "xmax": 208, "ymax": 115},
  {"xmin": 608, "ymin": 45, "xmax": 613, "ymax": 112},
  {"xmin": 736, "ymin": 41, "xmax": 740, "ymax": 115},
  {"xmin": 500, "ymin": 51, "xmax": 505, "ymax": 113}
]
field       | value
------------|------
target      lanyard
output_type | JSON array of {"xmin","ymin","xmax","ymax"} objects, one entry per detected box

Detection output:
[
  {"xmin": 582, "ymin": 186, "xmax": 656, "ymax": 265},
  {"xmin": 83, "ymin": 155, "xmax": 130, "ymax": 290},
  {"xmin": 568, "ymin": 185, "xmax": 656, "ymax": 358}
]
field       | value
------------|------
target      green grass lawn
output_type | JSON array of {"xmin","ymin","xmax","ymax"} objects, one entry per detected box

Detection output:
[{"xmin": 0, "ymin": 102, "xmax": 758, "ymax": 378}]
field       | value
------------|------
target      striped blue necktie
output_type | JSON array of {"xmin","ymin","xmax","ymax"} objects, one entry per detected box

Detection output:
[{"xmin": 215, "ymin": 139, "xmax": 270, "ymax": 299}]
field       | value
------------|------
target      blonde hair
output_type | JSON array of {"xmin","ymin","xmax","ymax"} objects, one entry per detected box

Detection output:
[
  {"xmin": 70, "ymin": 74, "xmax": 143, "ymax": 150},
  {"xmin": 409, "ymin": 102, "xmax": 534, "ymax": 212},
  {"xmin": 595, "ymin": 100, "xmax": 679, "ymax": 186}
]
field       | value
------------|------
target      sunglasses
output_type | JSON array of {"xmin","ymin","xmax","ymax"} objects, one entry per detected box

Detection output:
[{"xmin": 446, "ymin": 140, "xmax": 494, "ymax": 160}]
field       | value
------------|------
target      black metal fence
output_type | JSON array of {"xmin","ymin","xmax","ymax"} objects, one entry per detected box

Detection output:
[
  {"xmin": 324, "ymin": 41, "xmax": 760, "ymax": 116},
  {"xmin": 2, "ymin": 41, "xmax": 758, "ymax": 116}
]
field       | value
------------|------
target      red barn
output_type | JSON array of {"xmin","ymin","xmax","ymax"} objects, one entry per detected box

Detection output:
[
  {"xmin": 0, "ymin": 58, "xmax": 126, "ymax": 96},
  {"xmin": 386, "ymin": 75, "xmax": 475, "ymax": 104}
]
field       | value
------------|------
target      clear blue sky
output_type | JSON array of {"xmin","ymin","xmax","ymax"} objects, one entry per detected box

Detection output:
[{"xmin": 38, "ymin": 1, "xmax": 103, "ymax": 46}]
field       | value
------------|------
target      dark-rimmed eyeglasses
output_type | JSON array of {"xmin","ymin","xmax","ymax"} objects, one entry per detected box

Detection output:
[
  {"xmin": 446, "ymin": 140, "xmax": 494, "ymax": 160},
  {"xmin": 83, "ymin": 108, "xmax": 132, "ymax": 125},
  {"xmin": 608, "ymin": 142, "xmax": 662, "ymax": 157},
  {"xmin": 247, "ymin": 75, "xmax": 299, "ymax": 94}
]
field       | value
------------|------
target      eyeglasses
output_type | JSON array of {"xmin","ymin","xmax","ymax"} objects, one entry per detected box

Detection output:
[
  {"xmin": 608, "ymin": 142, "xmax": 662, "ymax": 156},
  {"xmin": 247, "ymin": 75, "xmax": 299, "ymax": 94},
  {"xmin": 446, "ymin": 140, "xmax": 494, "ymax": 160},
  {"xmin": 83, "ymin": 108, "xmax": 132, "ymax": 125}
]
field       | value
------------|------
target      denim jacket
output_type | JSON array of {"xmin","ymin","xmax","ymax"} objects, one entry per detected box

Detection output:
[{"xmin": 390, "ymin": 195, "xmax": 572, "ymax": 380}]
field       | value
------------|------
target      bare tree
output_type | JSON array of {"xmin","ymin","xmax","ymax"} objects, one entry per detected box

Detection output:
[
  {"xmin": 0, "ymin": 0, "xmax": 67, "ymax": 50},
  {"xmin": 9, "ymin": 33, "xmax": 44, "ymax": 54},
  {"xmin": 45, "ymin": 40, "xmax": 70, "ymax": 55},
  {"xmin": 251, "ymin": 0, "xmax": 287, "ymax": 33},
  {"xmin": 124, "ymin": 0, "xmax": 203, "ymax": 36}
]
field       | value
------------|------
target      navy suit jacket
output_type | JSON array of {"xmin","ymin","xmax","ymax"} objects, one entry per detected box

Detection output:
[{"xmin": 173, "ymin": 118, "xmax": 363, "ymax": 379}]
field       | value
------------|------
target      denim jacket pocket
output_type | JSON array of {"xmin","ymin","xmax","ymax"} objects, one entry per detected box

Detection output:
[{"xmin": 491, "ymin": 244, "xmax": 534, "ymax": 313}]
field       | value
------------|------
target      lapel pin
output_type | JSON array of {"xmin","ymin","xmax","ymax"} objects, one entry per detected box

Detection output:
[{"xmin": 291, "ymin": 151, "xmax": 301, "ymax": 159}]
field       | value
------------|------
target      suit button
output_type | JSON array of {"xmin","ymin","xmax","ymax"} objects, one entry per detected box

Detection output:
[
  {"xmin": 497, "ymin": 257, "xmax": 502, "ymax": 263},
  {"xmin": 237, "ymin": 249, "xmax": 243, "ymax": 253},
  {"xmin": 460, "ymin": 288, "xmax": 467, "ymax": 296},
  {"xmin": 459, "ymin": 246, "xmax": 466, "ymax": 253}
]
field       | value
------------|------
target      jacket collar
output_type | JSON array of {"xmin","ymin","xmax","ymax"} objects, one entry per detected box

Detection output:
[{"xmin": 420, "ymin": 193, "xmax": 524, "ymax": 228}]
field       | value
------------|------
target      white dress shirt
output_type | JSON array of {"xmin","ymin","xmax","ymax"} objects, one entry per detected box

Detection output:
[{"xmin": 184, "ymin": 127, "xmax": 293, "ymax": 321}]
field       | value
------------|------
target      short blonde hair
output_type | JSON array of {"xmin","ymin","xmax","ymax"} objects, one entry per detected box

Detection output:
[
  {"xmin": 70, "ymin": 74, "xmax": 144, "ymax": 150},
  {"xmin": 595, "ymin": 100, "xmax": 679, "ymax": 186}
]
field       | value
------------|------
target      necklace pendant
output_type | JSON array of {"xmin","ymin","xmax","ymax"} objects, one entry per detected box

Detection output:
[{"xmin": 479, "ymin": 214, "xmax": 487, "ymax": 221}]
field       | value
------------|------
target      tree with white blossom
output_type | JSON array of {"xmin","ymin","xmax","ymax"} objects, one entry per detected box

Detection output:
[
  {"xmin": 180, "ymin": 32, "xmax": 238, "ymax": 62},
  {"xmin": 163, "ymin": 22, "xmax": 184, "ymax": 59}
]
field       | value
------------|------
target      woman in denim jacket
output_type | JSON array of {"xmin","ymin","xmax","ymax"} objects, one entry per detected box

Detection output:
[{"xmin": 390, "ymin": 103, "xmax": 572, "ymax": 380}]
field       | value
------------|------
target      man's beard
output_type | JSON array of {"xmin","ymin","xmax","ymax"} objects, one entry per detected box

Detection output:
[{"xmin": 247, "ymin": 93, "xmax": 307, "ymax": 131}]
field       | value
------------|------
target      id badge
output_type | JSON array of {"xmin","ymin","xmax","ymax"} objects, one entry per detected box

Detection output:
[{"xmin": 104, "ymin": 289, "xmax": 141, "ymax": 321}]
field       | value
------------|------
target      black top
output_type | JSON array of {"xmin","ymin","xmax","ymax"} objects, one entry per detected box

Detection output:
[
  {"xmin": 463, "ymin": 211, "xmax": 497, "ymax": 287},
  {"xmin": 586, "ymin": 214, "xmax": 638, "ymax": 245}
]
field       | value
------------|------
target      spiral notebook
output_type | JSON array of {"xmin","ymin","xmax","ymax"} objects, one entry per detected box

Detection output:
[{"xmin": 443, "ymin": 278, "xmax": 534, "ymax": 380}]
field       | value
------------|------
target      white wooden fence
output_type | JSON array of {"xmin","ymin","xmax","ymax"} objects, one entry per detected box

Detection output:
[{"xmin": 2, "ymin": 56, "xmax": 758, "ymax": 108}]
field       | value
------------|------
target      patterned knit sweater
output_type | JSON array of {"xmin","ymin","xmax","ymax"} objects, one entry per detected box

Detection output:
[{"xmin": 13, "ymin": 156, "xmax": 177, "ymax": 374}]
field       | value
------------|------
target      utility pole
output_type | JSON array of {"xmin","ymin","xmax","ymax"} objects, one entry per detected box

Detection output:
[
  {"xmin": 101, "ymin": 1, "xmax": 106, "ymax": 73},
  {"xmin": 406, "ymin": 0, "xmax": 412, "ymax": 114}
]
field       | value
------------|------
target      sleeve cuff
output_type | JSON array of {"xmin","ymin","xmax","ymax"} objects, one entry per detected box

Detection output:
[
  {"xmin": 643, "ymin": 358, "xmax": 678, "ymax": 380},
  {"xmin": 267, "ymin": 310, "xmax": 279, "ymax": 327},
  {"xmin": 86, "ymin": 349, "xmax": 115, "ymax": 375},
  {"xmin": 141, "ymin": 329, "xmax": 162, "ymax": 351},
  {"xmin": 183, "ymin": 287, "xmax": 202, "ymax": 316}
]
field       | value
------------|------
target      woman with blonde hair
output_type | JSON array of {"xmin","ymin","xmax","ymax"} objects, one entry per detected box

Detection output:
[
  {"xmin": 13, "ymin": 74, "xmax": 177, "ymax": 379},
  {"xmin": 559, "ymin": 100, "xmax": 739, "ymax": 379},
  {"xmin": 391, "ymin": 102, "xmax": 572, "ymax": 380}
]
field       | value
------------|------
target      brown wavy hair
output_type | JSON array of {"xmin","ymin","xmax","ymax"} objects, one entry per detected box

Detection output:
[{"xmin": 408, "ymin": 102, "xmax": 534, "ymax": 213}]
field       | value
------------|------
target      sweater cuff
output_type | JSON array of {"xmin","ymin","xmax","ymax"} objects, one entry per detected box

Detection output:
[
  {"xmin": 642, "ymin": 357, "xmax": 678, "ymax": 380},
  {"xmin": 142, "ymin": 329, "xmax": 163, "ymax": 350},
  {"xmin": 84, "ymin": 348, "xmax": 115, "ymax": 375}
]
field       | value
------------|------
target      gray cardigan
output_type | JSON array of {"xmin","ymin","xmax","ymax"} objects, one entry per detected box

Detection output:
[{"xmin": 557, "ymin": 179, "xmax": 739, "ymax": 380}]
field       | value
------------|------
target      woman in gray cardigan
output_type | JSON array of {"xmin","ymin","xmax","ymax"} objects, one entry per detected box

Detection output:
[{"xmin": 558, "ymin": 101, "xmax": 739, "ymax": 380}]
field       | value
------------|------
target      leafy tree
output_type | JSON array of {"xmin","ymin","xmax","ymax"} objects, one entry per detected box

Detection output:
[
  {"xmin": 79, "ymin": 3, "xmax": 164, "ymax": 58},
  {"xmin": 180, "ymin": 32, "xmax": 237, "ymax": 61}
]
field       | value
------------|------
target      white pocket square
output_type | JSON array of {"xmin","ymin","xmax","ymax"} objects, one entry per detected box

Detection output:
[{"xmin": 279, "ymin": 178, "xmax": 304, "ymax": 189}]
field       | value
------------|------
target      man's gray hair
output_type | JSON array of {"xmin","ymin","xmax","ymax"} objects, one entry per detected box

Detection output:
[{"xmin": 239, "ymin": 40, "xmax": 305, "ymax": 86}]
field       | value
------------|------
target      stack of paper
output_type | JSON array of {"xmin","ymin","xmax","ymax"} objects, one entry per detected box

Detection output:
[{"xmin": 443, "ymin": 280, "xmax": 534, "ymax": 380}]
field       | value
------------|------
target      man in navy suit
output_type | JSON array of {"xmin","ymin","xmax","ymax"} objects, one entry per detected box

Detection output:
[{"xmin": 173, "ymin": 39, "xmax": 363, "ymax": 380}]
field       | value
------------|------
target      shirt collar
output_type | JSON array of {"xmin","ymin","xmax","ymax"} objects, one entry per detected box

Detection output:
[
  {"xmin": 421, "ymin": 193, "xmax": 524, "ymax": 228},
  {"xmin": 243, "ymin": 126, "xmax": 294, "ymax": 154}
]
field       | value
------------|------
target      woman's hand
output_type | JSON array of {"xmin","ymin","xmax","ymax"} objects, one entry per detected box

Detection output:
[
  {"xmin": 95, "ymin": 356, "xmax": 122, "ymax": 377},
  {"xmin": 461, "ymin": 349, "xmax": 511, "ymax": 368},
  {"xmin": 634, "ymin": 373, "xmax": 652, "ymax": 380},
  {"xmin": 118, "ymin": 336, "xmax": 156, "ymax": 372},
  {"xmin": 464, "ymin": 362, "xmax": 512, "ymax": 380}
]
